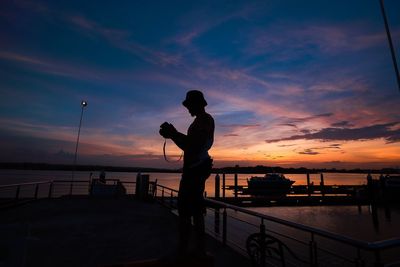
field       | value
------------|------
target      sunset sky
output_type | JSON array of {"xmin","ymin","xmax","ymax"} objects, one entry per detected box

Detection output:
[{"xmin": 1, "ymin": 0, "xmax": 399, "ymax": 169}]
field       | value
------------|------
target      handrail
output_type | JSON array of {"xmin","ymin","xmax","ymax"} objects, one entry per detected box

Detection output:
[
  {"xmin": 53, "ymin": 179, "xmax": 136, "ymax": 184},
  {"xmin": 54, "ymin": 180, "xmax": 90, "ymax": 183},
  {"xmin": 0, "ymin": 181, "xmax": 52, "ymax": 188},
  {"xmin": 3, "ymin": 180, "xmax": 399, "ymax": 253},
  {"xmin": 156, "ymin": 184, "xmax": 179, "ymax": 193},
  {"xmin": 204, "ymin": 198, "xmax": 400, "ymax": 251}
]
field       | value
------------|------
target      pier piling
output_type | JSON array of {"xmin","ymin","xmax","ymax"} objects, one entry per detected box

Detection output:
[
  {"xmin": 307, "ymin": 173, "xmax": 311, "ymax": 197},
  {"xmin": 215, "ymin": 174, "xmax": 220, "ymax": 199},
  {"xmin": 320, "ymin": 173, "xmax": 325, "ymax": 197},
  {"xmin": 234, "ymin": 165, "xmax": 239, "ymax": 198},
  {"xmin": 222, "ymin": 173, "xmax": 226, "ymax": 199},
  {"xmin": 214, "ymin": 208, "xmax": 220, "ymax": 234}
]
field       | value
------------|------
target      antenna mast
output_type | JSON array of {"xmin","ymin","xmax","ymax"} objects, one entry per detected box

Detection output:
[{"xmin": 379, "ymin": 0, "xmax": 400, "ymax": 92}]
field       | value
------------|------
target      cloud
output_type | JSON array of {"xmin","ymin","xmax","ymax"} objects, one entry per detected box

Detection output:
[
  {"xmin": 0, "ymin": 50, "xmax": 113, "ymax": 82},
  {"xmin": 306, "ymin": 144, "xmax": 343, "ymax": 151},
  {"xmin": 67, "ymin": 15, "xmax": 182, "ymax": 67},
  {"xmin": 329, "ymin": 144, "xmax": 342, "ymax": 149},
  {"xmin": 13, "ymin": 0, "xmax": 49, "ymax": 14},
  {"xmin": 66, "ymin": 16, "xmax": 126, "ymax": 39},
  {"xmin": 220, "ymin": 124, "xmax": 261, "ymax": 129},
  {"xmin": 0, "ymin": 51, "xmax": 47, "ymax": 65},
  {"xmin": 331, "ymin": 121, "xmax": 354, "ymax": 127},
  {"xmin": 171, "ymin": 2, "xmax": 259, "ymax": 46},
  {"xmin": 248, "ymin": 23, "xmax": 396, "ymax": 58},
  {"xmin": 266, "ymin": 122, "xmax": 400, "ymax": 143},
  {"xmin": 223, "ymin": 134, "xmax": 239, "ymax": 137},
  {"xmin": 279, "ymin": 123, "xmax": 298, "ymax": 128},
  {"xmin": 284, "ymin": 113, "xmax": 333, "ymax": 124},
  {"xmin": 298, "ymin": 149, "xmax": 320, "ymax": 155}
]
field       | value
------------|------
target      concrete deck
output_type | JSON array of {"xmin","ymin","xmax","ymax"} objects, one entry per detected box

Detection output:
[{"xmin": 0, "ymin": 197, "xmax": 251, "ymax": 267}]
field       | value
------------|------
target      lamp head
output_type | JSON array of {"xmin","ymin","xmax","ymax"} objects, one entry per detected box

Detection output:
[{"xmin": 81, "ymin": 100, "xmax": 88, "ymax": 107}]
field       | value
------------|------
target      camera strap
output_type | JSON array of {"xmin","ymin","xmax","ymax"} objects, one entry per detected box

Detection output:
[{"xmin": 163, "ymin": 139, "xmax": 183, "ymax": 162}]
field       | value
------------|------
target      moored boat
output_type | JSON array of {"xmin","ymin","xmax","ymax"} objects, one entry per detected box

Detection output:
[{"xmin": 246, "ymin": 173, "xmax": 295, "ymax": 196}]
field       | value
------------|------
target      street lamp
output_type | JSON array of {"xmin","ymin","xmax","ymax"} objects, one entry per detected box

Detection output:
[{"xmin": 71, "ymin": 100, "xmax": 88, "ymax": 195}]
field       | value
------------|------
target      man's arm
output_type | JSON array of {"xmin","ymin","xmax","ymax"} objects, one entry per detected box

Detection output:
[
  {"xmin": 171, "ymin": 131, "xmax": 187, "ymax": 151},
  {"xmin": 159, "ymin": 122, "xmax": 187, "ymax": 151}
]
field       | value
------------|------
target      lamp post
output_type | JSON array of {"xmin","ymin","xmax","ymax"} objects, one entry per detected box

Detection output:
[{"xmin": 70, "ymin": 100, "xmax": 88, "ymax": 195}]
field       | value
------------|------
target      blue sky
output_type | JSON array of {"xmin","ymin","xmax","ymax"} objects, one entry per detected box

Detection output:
[{"xmin": 0, "ymin": 0, "xmax": 399, "ymax": 168}]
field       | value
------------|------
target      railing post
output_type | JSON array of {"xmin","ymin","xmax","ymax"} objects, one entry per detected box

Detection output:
[
  {"xmin": 170, "ymin": 191, "xmax": 173, "ymax": 208},
  {"xmin": 153, "ymin": 179, "xmax": 158, "ymax": 198},
  {"xmin": 69, "ymin": 181, "xmax": 73, "ymax": 196},
  {"xmin": 374, "ymin": 250, "xmax": 383, "ymax": 267},
  {"xmin": 161, "ymin": 188, "xmax": 165, "ymax": 203},
  {"xmin": 309, "ymin": 233, "xmax": 318, "ymax": 266},
  {"xmin": 222, "ymin": 173, "xmax": 226, "ymax": 199},
  {"xmin": 215, "ymin": 174, "xmax": 220, "ymax": 199},
  {"xmin": 320, "ymin": 173, "xmax": 325, "ymax": 197},
  {"xmin": 260, "ymin": 219, "xmax": 266, "ymax": 267},
  {"xmin": 15, "ymin": 185, "xmax": 20, "ymax": 201},
  {"xmin": 48, "ymin": 182, "xmax": 53, "ymax": 199},
  {"xmin": 234, "ymin": 166, "xmax": 238, "ymax": 198},
  {"xmin": 313, "ymin": 238, "xmax": 318, "ymax": 266},
  {"xmin": 34, "ymin": 184, "xmax": 39, "ymax": 199},
  {"xmin": 214, "ymin": 208, "xmax": 220, "ymax": 234},
  {"xmin": 222, "ymin": 208, "xmax": 227, "ymax": 245},
  {"xmin": 355, "ymin": 248, "xmax": 365, "ymax": 267}
]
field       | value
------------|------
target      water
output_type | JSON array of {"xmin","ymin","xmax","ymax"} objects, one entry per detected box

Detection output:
[
  {"xmin": 1, "ymin": 170, "xmax": 399, "ymax": 242},
  {"xmin": 247, "ymin": 205, "xmax": 400, "ymax": 242},
  {"xmin": 0, "ymin": 169, "xmax": 374, "ymax": 196}
]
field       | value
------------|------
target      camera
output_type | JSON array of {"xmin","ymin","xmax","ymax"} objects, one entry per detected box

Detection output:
[
  {"xmin": 160, "ymin": 122, "xmax": 171, "ymax": 130},
  {"xmin": 160, "ymin": 122, "xmax": 174, "ymax": 138}
]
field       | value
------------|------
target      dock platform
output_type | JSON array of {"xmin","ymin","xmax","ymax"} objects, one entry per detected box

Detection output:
[{"xmin": 0, "ymin": 197, "xmax": 251, "ymax": 267}]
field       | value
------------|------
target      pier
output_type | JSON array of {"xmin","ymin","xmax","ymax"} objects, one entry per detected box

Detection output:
[
  {"xmin": 1, "ymin": 196, "xmax": 250, "ymax": 267},
  {"xmin": 1, "ymin": 178, "xmax": 400, "ymax": 266},
  {"xmin": 213, "ymin": 172, "xmax": 400, "ymax": 207}
]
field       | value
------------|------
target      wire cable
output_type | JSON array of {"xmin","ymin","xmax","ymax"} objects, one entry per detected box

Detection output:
[{"xmin": 163, "ymin": 139, "xmax": 183, "ymax": 163}]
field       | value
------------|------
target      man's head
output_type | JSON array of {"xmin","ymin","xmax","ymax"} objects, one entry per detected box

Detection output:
[{"xmin": 182, "ymin": 90, "xmax": 207, "ymax": 116}]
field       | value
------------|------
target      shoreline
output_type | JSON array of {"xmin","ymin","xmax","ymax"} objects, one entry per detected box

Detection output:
[{"xmin": 1, "ymin": 162, "xmax": 399, "ymax": 175}]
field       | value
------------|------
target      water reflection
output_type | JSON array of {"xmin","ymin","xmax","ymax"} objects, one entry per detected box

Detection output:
[{"xmin": 249, "ymin": 205, "xmax": 399, "ymax": 242}]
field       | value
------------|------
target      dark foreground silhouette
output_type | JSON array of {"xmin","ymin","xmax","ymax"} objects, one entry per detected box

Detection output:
[{"xmin": 159, "ymin": 90, "xmax": 214, "ymax": 257}]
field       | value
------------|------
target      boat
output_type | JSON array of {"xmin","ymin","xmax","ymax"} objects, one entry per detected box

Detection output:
[
  {"xmin": 246, "ymin": 173, "xmax": 295, "ymax": 196},
  {"xmin": 383, "ymin": 175, "xmax": 400, "ymax": 189}
]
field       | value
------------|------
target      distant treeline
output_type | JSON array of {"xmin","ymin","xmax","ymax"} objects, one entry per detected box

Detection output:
[
  {"xmin": 214, "ymin": 165, "xmax": 399, "ymax": 174},
  {"xmin": 0, "ymin": 162, "xmax": 398, "ymax": 174}
]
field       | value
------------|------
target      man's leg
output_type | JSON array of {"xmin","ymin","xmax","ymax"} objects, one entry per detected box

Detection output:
[
  {"xmin": 178, "ymin": 177, "xmax": 191, "ymax": 254},
  {"xmin": 193, "ymin": 176, "xmax": 206, "ymax": 255},
  {"xmin": 178, "ymin": 215, "xmax": 191, "ymax": 254},
  {"xmin": 193, "ymin": 211, "xmax": 205, "ymax": 254}
]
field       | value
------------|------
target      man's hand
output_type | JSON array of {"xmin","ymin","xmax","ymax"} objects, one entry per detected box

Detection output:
[{"xmin": 159, "ymin": 122, "xmax": 178, "ymax": 139}]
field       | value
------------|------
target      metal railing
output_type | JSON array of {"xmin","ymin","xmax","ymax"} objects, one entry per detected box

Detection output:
[
  {"xmin": 2, "ymin": 179, "xmax": 399, "ymax": 266},
  {"xmin": 152, "ymin": 183, "xmax": 179, "ymax": 210},
  {"xmin": 152, "ymin": 183, "xmax": 400, "ymax": 267},
  {"xmin": 0, "ymin": 179, "xmax": 137, "ymax": 207},
  {"xmin": 0, "ymin": 181, "xmax": 53, "ymax": 201}
]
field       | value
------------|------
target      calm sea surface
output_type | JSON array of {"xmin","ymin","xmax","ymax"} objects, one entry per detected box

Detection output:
[
  {"xmin": 0, "ymin": 169, "xmax": 378, "ymax": 194},
  {"xmin": 1, "ymin": 170, "xmax": 399, "ymax": 242}
]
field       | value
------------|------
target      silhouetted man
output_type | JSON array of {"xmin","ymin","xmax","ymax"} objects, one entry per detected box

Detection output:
[{"xmin": 159, "ymin": 90, "xmax": 214, "ymax": 257}]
